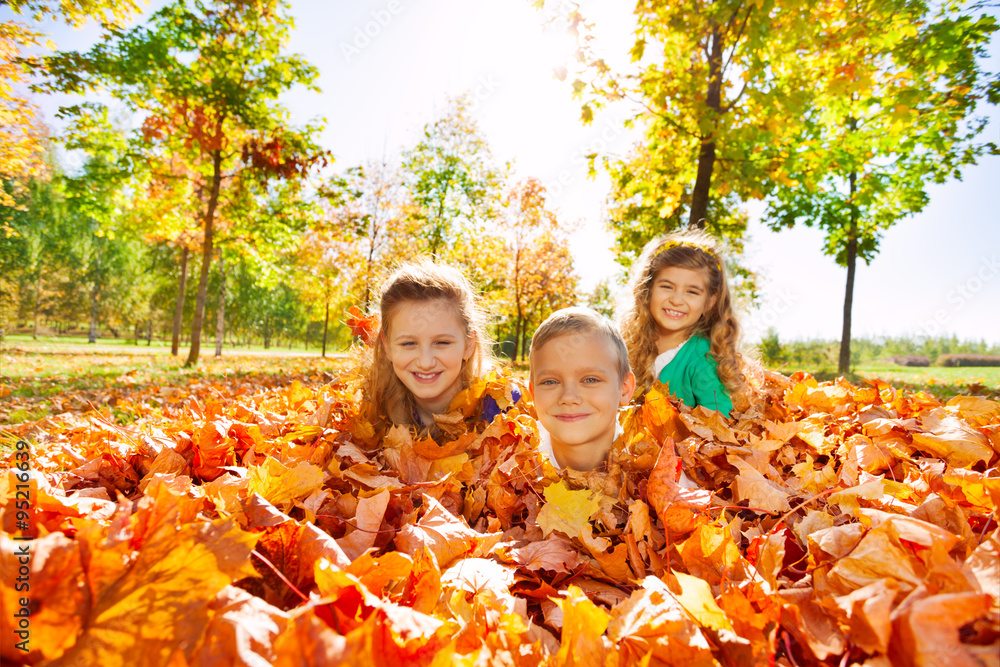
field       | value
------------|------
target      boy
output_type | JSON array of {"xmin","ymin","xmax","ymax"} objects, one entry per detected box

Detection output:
[{"xmin": 529, "ymin": 307, "xmax": 636, "ymax": 471}]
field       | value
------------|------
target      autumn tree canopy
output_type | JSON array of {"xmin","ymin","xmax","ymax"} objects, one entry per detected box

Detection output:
[
  {"xmin": 764, "ymin": 0, "xmax": 998, "ymax": 373},
  {"xmin": 33, "ymin": 0, "xmax": 328, "ymax": 365}
]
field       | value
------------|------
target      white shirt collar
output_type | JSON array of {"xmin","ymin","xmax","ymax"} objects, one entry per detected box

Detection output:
[{"xmin": 652, "ymin": 336, "xmax": 691, "ymax": 378}]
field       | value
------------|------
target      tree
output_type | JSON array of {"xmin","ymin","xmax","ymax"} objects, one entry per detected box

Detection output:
[
  {"xmin": 402, "ymin": 95, "xmax": 505, "ymax": 257},
  {"xmin": 60, "ymin": 127, "xmax": 152, "ymax": 344},
  {"xmin": 562, "ymin": 0, "xmax": 817, "ymax": 229},
  {"xmin": 495, "ymin": 177, "xmax": 578, "ymax": 361},
  {"xmin": 332, "ymin": 160, "xmax": 418, "ymax": 309},
  {"xmin": 36, "ymin": 0, "xmax": 327, "ymax": 366},
  {"xmin": 764, "ymin": 0, "xmax": 998, "ymax": 374},
  {"xmin": 585, "ymin": 277, "xmax": 617, "ymax": 320},
  {"xmin": 511, "ymin": 233, "xmax": 579, "ymax": 359},
  {"xmin": 1, "ymin": 0, "xmax": 141, "ymax": 207},
  {"xmin": 605, "ymin": 150, "xmax": 750, "ymax": 266},
  {"xmin": 295, "ymin": 160, "xmax": 419, "ymax": 354}
]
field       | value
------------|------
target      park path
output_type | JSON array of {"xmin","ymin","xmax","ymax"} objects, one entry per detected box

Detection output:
[{"xmin": 3, "ymin": 342, "xmax": 348, "ymax": 358}]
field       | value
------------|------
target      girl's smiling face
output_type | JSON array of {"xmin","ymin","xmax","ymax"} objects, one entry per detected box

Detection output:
[
  {"xmin": 383, "ymin": 299, "xmax": 474, "ymax": 422},
  {"xmin": 648, "ymin": 265, "xmax": 716, "ymax": 351}
]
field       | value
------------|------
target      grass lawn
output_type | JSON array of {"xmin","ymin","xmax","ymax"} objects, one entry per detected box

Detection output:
[
  {"xmin": 785, "ymin": 363, "xmax": 1000, "ymax": 401},
  {"xmin": 0, "ymin": 344, "xmax": 352, "ymax": 425},
  {"xmin": 1, "ymin": 333, "xmax": 342, "ymax": 355}
]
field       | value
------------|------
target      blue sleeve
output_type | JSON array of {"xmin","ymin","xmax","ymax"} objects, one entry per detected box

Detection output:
[{"xmin": 479, "ymin": 387, "xmax": 521, "ymax": 423}]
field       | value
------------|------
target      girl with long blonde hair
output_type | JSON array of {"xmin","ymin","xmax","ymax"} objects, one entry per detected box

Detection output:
[{"xmin": 364, "ymin": 261, "xmax": 506, "ymax": 432}]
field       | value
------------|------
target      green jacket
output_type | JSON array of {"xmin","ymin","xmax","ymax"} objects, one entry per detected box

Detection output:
[{"xmin": 656, "ymin": 334, "xmax": 733, "ymax": 416}]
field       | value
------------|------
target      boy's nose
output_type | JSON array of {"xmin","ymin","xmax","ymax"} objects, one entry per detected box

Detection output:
[{"xmin": 559, "ymin": 385, "xmax": 582, "ymax": 404}]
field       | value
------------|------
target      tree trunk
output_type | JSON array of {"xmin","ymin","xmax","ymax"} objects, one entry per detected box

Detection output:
[
  {"xmin": 214, "ymin": 253, "xmax": 226, "ymax": 358},
  {"xmin": 88, "ymin": 240, "xmax": 101, "ymax": 344},
  {"xmin": 364, "ymin": 241, "xmax": 375, "ymax": 311},
  {"xmin": 185, "ymin": 143, "xmax": 225, "ymax": 367},
  {"xmin": 839, "ymin": 169, "xmax": 858, "ymax": 376},
  {"xmin": 322, "ymin": 295, "xmax": 330, "ymax": 358},
  {"xmin": 32, "ymin": 268, "xmax": 42, "ymax": 340},
  {"xmin": 88, "ymin": 281, "xmax": 99, "ymax": 344},
  {"xmin": 172, "ymin": 246, "xmax": 189, "ymax": 356},
  {"xmin": 513, "ymin": 314, "xmax": 522, "ymax": 362},
  {"xmin": 688, "ymin": 25, "xmax": 724, "ymax": 229},
  {"xmin": 146, "ymin": 318, "xmax": 152, "ymax": 346}
]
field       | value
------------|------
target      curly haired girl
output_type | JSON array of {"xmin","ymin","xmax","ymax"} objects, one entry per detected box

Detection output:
[{"xmin": 618, "ymin": 229, "xmax": 745, "ymax": 416}]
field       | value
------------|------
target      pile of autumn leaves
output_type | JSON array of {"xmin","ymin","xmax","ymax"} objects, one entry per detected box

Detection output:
[{"xmin": 1, "ymin": 365, "xmax": 998, "ymax": 666}]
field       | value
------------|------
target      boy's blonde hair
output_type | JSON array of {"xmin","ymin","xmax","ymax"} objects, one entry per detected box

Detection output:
[
  {"xmin": 529, "ymin": 307, "xmax": 631, "ymax": 383},
  {"xmin": 365, "ymin": 261, "xmax": 495, "ymax": 428},
  {"xmin": 619, "ymin": 229, "xmax": 745, "ymax": 394}
]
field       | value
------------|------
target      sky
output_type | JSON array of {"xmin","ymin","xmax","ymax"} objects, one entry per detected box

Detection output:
[{"xmin": 12, "ymin": 0, "xmax": 1000, "ymax": 344}]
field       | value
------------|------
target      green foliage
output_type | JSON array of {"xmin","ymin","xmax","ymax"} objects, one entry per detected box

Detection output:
[
  {"xmin": 35, "ymin": 0, "xmax": 328, "ymax": 366},
  {"xmin": 585, "ymin": 278, "xmax": 618, "ymax": 320},
  {"xmin": 761, "ymin": 1, "xmax": 997, "ymax": 374},
  {"xmin": 566, "ymin": 0, "xmax": 819, "ymax": 229},
  {"xmin": 401, "ymin": 95, "xmax": 505, "ymax": 257},
  {"xmin": 762, "ymin": 334, "xmax": 1000, "ymax": 371},
  {"xmin": 759, "ymin": 328, "xmax": 784, "ymax": 367},
  {"xmin": 225, "ymin": 256, "xmax": 317, "ymax": 349},
  {"xmin": 764, "ymin": 2, "xmax": 998, "ymax": 267},
  {"xmin": 6, "ymin": 0, "xmax": 143, "ymax": 28}
]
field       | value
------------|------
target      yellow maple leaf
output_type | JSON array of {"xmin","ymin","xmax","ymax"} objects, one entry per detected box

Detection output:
[
  {"xmin": 536, "ymin": 480, "xmax": 601, "ymax": 539},
  {"xmin": 672, "ymin": 570, "xmax": 733, "ymax": 632},
  {"xmin": 553, "ymin": 586, "xmax": 611, "ymax": 667},
  {"xmin": 248, "ymin": 458, "xmax": 323, "ymax": 510}
]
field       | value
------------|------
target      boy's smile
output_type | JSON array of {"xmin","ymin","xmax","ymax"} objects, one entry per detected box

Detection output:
[{"xmin": 529, "ymin": 331, "xmax": 635, "ymax": 471}]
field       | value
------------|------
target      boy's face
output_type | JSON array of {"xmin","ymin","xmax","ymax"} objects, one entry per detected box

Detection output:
[{"xmin": 529, "ymin": 331, "xmax": 636, "ymax": 466}]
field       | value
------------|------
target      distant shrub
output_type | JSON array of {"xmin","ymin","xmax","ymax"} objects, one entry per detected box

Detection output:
[
  {"xmin": 891, "ymin": 355, "xmax": 930, "ymax": 367},
  {"xmin": 760, "ymin": 329, "xmax": 784, "ymax": 366},
  {"xmin": 937, "ymin": 354, "xmax": 1000, "ymax": 367}
]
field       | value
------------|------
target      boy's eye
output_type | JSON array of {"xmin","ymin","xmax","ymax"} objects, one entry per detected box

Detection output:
[
  {"xmin": 583, "ymin": 377, "xmax": 602, "ymax": 384},
  {"xmin": 538, "ymin": 378, "xmax": 558, "ymax": 386}
]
